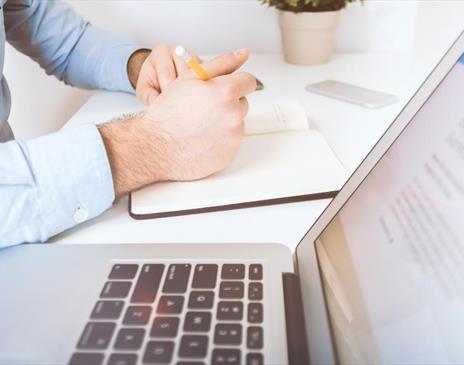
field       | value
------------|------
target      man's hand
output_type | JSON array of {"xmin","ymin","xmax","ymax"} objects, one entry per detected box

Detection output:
[
  {"xmin": 101, "ymin": 49, "xmax": 256, "ymax": 197},
  {"xmin": 127, "ymin": 48, "xmax": 150, "ymax": 89},
  {"xmin": 127, "ymin": 44, "xmax": 199, "ymax": 105}
]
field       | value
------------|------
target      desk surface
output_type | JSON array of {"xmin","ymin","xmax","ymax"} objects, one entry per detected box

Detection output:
[{"xmin": 51, "ymin": 52, "xmax": 436, "ymax": 248}]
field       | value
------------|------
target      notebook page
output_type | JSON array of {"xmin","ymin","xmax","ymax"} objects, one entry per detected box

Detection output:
[
  {"xmin": 245, "ymin": 99, "xmax": 309, "ymax": 135},
  {"xmin": 131, "ymin": 130, "xmax": 348, "ymax": 215}
]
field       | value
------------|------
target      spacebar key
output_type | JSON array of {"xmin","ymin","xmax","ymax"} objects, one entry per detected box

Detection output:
[{"xmin": 131, "ymin": 264, "xmax": 165, "ymax": 303}]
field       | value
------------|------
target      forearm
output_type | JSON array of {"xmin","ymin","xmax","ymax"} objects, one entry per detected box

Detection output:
[
  {"xmin": 62, "ymin": 24, "xmax": 140, "ymax": 92},
  {"xmin": 98, "ymin": 115, "xmax": 171, "ymax": 197},
  {"xmin": 4, "ymin": 0, "xmax": 140, "ymax": 92}
]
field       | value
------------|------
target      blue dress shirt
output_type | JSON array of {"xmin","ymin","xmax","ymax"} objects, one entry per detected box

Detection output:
[{"xmin": 0, "ymin": 0, "xmax": 140, "ymax": 246}]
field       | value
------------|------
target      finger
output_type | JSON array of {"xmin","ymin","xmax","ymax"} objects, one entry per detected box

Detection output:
[
  {"xmin": 137, "ymin": 84, "xmax": 160, "ymax": 106},
  {"xmin": 147, "ymin": 89, "xmax": 160, "ymax": 105},
  {"xmin": 136, "ymin": 65, "xmax": 160, "ymax": 105},
  {"xmin": 216, "ymin": 72, "xmax": 257, "ymax": 98},
  {"xmin": 200, "ymin": 48, "xmax": 250, "ymax": 79},
  {"xmin": 172, "ymin": 46, "xmax": 190, "ymax": 75},
  {"xmin": 238, "ymin": 97, "xmax": 250, "ymax": 118},
  {"xmin": 152, "ymin": 44, "xmax": 177, "ymax": 91},
  {"xmin": 136, "ymin": 66, "xmax": 160, "ymax": 105}
]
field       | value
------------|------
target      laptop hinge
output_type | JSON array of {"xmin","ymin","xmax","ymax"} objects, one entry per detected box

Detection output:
[{"xmin": 283, "ymin": 272, "xmax": 311, "ymax": 365}]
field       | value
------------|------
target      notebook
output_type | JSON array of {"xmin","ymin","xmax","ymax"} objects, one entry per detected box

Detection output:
[{"xmin": 130, "ymin": 98, "xmax": 348, "ymax": 219}]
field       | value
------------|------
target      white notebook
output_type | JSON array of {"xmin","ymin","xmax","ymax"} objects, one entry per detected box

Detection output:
[{"xmin": 130, "ymin": 98, "xmax": 348, "ymax": 218}]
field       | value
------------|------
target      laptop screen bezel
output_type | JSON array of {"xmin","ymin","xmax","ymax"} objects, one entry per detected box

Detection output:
[{"xmin": 294, "ymin": 31, "xmax": 464, "ymax": 365}]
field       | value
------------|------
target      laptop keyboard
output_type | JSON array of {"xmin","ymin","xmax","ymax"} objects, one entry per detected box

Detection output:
[{"xmin": 70, "ymin": 263, "xmax": 264, "ymax": 365}]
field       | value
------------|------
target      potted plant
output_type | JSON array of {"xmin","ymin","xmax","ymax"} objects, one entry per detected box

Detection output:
[{"xmin": 261, "ymin": 0, "xmax": 359, "ymax": 65}]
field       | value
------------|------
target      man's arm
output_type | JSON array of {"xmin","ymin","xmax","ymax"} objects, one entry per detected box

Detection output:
[
  {"xmin": 4, "ymin": 0, "xmax": 142, "ymax": 92},
  {"xmin": 100, "ymin": 50, "xmax": 256, "ymax": 197},
  {"xmin": 0, "ymin": 51, "xmax": 255, "ymax": 247},
  {"xmin": 0, "ymin": 125, "xmax": 114, "ymax": 247},
  {"xmin": 127, "ymin": 49, "xmax": 151, "ymax": 89},
  {"xmin": 4, "ymin": 0, "xmax": 198, "ymax": 103}
]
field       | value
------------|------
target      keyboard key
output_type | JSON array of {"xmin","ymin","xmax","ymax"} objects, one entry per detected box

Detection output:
[
  {"xmin": 248, "ymin": 303, "xmax": 263, "ymax": 323},
  {"xmin": 246, "ymin": 353, "xmax": 263, "ymax": 365},
  {"xmin": 188, "ymin": 291, "xmax": 214, "ymax": 309},
  {"xmin": 249, "ymin": 264, "xmax": 263, "ymax": 280},
  {"xmin": 212, "ymin": 349, "xmax": 241, "ymax": 365},
  {"xmin": 109, "ymin": 264, "xmax": 138, "ymax": 280},
  {"xmin": 77, "ymin": 322, "xmax": 115, "ymax": 349},
  {"xmin": 151, "ymin": 317, "xmax": 180, "ymax": 337},
  {"xmin": 114, "ymin": 328, "xmax": 145, "ymax": 350},
  {"xmin": 123, "ymin": 306, "xmax": 152, "ymax": 325},
  {"xmin": 184, "ymin": 312, "xmax": 212, "ymax": 332},
  {"xmin": 69, "ymin": 353, "xmax": 104, "ymax": 365},
  {"xmin": 163, "ymin": 264, "xmax": 191, "ymax": 293},
  {"xmin": 192, "ymin": 264, "xmax": 218, "ymax": 289},
  {"xmin": 217, "ymin": 301, "xmax": 243, "ymax": 320},
  {"xmin": 219, "ymin": 282, "xmax": 244, "ymax": 299},
  {"xmin": 178, "ymin": 335, "xmax": 208, "ymax": 358},
  {"xmin": 100, "ymin": 281, "xmax": 131, "ymax": 299},
  {"xmin": 248, "ymin": 283, "xmax": 263, "ymax": 301},
  {"xmin": 214, "ymin": 323, "xmax": 242, "ymax": 345},
  {"xmin": 247, "ymin": 326, "xmax": 263, "ymax": 349},
  {"xmin": 107, "ymin": 353, "xmax": 137, "ymax": 365},
  {"xmin": 157, "ymin": 295, "xmax": 184, "ymax": 314},
  {"xmin": 143, "ymin": 341, "xmax": 174, "ymax": 364},
  {"xmin": 131, "ymin": 264, "xmax": 164, "ymax": 303},
  {"xmin": 91, "ymin": 301, "xmax": 124, "ymax": 319},
  {"xmin": 177, "ymin": 362, "xmax": 205, "ymax": 365},
  {"xmin": 221, "ymin": 264, "xmax": 245, "ymax": 280}
]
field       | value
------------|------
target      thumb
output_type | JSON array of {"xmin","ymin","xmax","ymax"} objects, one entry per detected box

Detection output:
[{"xmin": 201, "ymin": 48, "xmax": 250, "ymax": 78}]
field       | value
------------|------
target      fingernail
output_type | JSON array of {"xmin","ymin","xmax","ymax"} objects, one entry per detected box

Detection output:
[{"xmin": 234, "ymin": 48, "xmax": 248, "ymax": 56}]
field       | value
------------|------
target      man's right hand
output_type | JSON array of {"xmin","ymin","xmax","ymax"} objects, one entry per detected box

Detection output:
[{"xmin": 99, "ymin": 49, "xmax": 257, "ymax": 197}]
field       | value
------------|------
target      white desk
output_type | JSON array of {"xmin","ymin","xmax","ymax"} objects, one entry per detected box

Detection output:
[{"xmin": 50, "ymin": 53, "xmax": 435, "ymax": 248}]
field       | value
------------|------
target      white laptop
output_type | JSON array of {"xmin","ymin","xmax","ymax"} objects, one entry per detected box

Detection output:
[{"xmin": 1, "ymin": 32, "xmax": 463, "ymax": 365}]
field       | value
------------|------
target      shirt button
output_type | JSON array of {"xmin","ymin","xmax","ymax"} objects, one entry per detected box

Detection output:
[{"xmin": 73, "ymin": 207, "xmax": 88, "ymax": 223}]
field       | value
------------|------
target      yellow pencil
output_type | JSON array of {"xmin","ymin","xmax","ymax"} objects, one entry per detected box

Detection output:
[{"xmin": 175, "ymin": 46, "xmax": 210, "ymax": 81}]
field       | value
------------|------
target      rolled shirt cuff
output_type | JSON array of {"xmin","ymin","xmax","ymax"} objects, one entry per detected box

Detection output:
[
  {"xmin": 19, "ymin": 124, "xmax": 115, "ymax": 240},
  {"xmin": 102, "ymin": 43, "xmax": 142, "ymax": 94}
]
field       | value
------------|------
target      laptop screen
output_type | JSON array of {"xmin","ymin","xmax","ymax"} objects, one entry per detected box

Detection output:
[{"xmin": 315, "ymin": 53, "xmax": 464, "ymax": 364}]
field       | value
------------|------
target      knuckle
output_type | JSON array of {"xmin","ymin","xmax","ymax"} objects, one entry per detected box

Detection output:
[
  {"xmin": 156, "ymin": 43, "xmax": 170, "ymax": 51},
  {"xmin": 222, "ymin": 83, "xmax": 238, "ymax": 99},
  {"xmin": 224, "ymin": 57, "xmax": 236, "ymax": 71},
  {"xmin": 153, "ymin": 43, "xmax": 170, "ymax": 58},
  {"xmin": 228, "ymin": 111, "xmax": 245, "ymax": 129},
  {"xmin": 228, "ymin": 135, "xmax": 242, "ymax": 154},
  {"xmin": 242, "ymin": 98, "xmax": 250, "ymax": 113},
  {"xmin": 214, "ymin": 54, "xmax": 237, "ymax": 74},
  {"xmin": 236, "ymin": 122, "xmax": 245, "ymax": 136},
  {"xmin": 136, "ymin": 87, "xmax": 144, "ymax": 100}
]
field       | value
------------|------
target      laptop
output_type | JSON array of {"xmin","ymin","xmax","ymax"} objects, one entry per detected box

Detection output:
[{"xmin": 1, "ymin": 32, "xmax": 463, "ymax": 365}]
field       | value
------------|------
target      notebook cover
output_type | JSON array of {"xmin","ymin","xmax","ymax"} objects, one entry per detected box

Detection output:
[{"xmin": 129, "ymin": 190, "xmax": 339, "ymax": 220}]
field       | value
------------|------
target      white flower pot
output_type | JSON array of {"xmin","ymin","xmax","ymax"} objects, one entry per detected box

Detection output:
[{"xmin": 278, "ymin": 10, "xmax": 340, "ymax": 65}]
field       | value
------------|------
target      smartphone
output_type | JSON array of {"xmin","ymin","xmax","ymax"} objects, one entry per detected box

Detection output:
[{"xmin": 305, "ymin": 80, "xmax": 398, "ymax": 109}]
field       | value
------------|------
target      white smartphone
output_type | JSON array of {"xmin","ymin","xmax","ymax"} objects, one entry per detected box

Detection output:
[{"xmin": 306, "ymin": 80, "xmax": 399, "ymax": 109}]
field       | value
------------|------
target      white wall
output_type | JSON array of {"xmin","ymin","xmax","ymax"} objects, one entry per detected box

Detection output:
[{"xmin": 4, "ymin": 0, "xmax": 464, "ymax": 139}]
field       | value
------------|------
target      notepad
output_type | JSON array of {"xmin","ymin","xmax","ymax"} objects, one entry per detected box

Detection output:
[{"xmin": 130, "ymin": 98, "xmax": 348, "ymax": 219}]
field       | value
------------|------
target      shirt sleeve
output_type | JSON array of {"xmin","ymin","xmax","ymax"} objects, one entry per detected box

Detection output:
[
  {"xmin": 0, "ymin": 124, "xmax": 115, "ymax": 246},
  {"xmin": 3, "ymin": 0, "xmax": 140, "ymax": 93}
]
